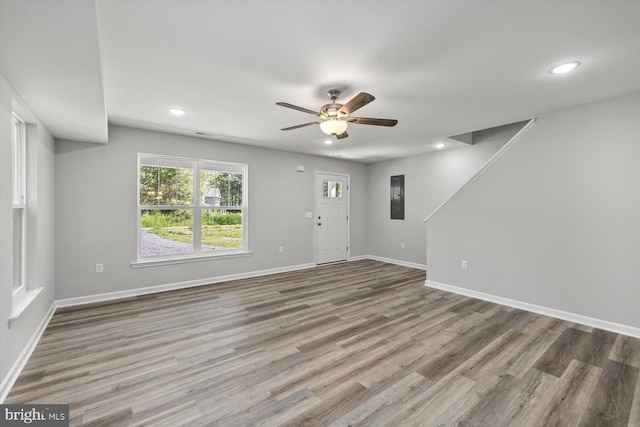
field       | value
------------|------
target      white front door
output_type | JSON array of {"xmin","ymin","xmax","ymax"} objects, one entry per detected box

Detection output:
[{"xmin": 316, "ymin": 172, "xmax": 349, "ymax": 264}]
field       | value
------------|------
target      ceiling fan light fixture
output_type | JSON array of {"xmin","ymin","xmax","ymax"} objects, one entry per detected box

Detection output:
[
  {"xmin": 277, "ymin": 89, "xmax": 395, "ymax": 140},
  {"xmin": 320, "ymin": 119, "xmax": 348, "ymax": 136}
]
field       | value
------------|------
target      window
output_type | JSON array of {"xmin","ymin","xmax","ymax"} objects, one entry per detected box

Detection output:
[
  {"xmin": 12, "ymin": 114, "xmax": 26, "ymax": 295},
  {"xmin": 138, "ymin": 153, "xmax": 248, "ymax": 260},
  {"xmin": 323, "ymin": 180, "xmax": 342, "ymax": 198}
]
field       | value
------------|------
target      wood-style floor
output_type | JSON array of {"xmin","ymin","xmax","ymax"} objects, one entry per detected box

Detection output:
[{"xmin": 7, "ymin": 260, "xmax": 640, "ymax": 426}]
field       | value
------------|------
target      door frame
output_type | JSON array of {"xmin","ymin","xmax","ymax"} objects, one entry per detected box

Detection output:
[{"xmin": 314, "ymin": 170, "xmax": 351, "ymax": 265}]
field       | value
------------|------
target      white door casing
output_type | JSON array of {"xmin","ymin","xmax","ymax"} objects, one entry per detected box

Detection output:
[{"xmin": 316, "ymin": 172, "xmax": 349, "ymax": 264}]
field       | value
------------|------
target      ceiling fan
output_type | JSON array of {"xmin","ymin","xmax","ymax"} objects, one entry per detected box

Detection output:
[{"xmin": 276, "ymin": 89, "xmax": 398, "ymax": 140}]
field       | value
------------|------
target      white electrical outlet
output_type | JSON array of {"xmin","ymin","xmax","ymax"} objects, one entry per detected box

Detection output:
[
  {"xmin": 401, "ymin": 242, "xmax": 405, "ymax": 249},
  {"xmin": 96, "ymin": 263, "xmax": 104, "ymax": 273},
  {"xmin": 461, "ymin": 260, "xmax": 468, "ymax": 270},
  {"xmin": 279, "ymin": 246, "xmax": 284, "ymax": 253}
]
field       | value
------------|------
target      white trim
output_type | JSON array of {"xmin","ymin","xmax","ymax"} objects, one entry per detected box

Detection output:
[
  {"xmin": 57, "ymin": 263, "xmax": 316, "ymax": 308},
  {"xmin": 350, "ymin": 255, "xmax": 426, "ymax": 270},
  {"xmin": 425, "ymin": 279, "xmax": 640, "ymax": 339},
  {"xmin": 0, "ymin": 302, "xmax": 56, "ymax": 403},
  {"xmin": 424, "ymin": 118, "xmax": 535, "ymax": 223},
  {"xmin": 8, "ymin": 287, "xmax": 44, "ymax": 328},
  {"xmin": 365, "ymin": 255, "xmax": 426, "ymax": 270},
  {"xmin": 131, "ymin": 250, "xmax": 252, "ymax": 268}
]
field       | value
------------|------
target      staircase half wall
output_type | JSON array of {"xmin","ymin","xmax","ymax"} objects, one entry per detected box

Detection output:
[{"xmin": 425, "ymin": 93, "xmax": 640, "ymax": 336}]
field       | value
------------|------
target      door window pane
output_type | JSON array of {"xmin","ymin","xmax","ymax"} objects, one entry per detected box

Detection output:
[
  {"xmin": 323, "ymin": 180, "xmax": 342, "ymax": 198},
  {"xmin": 140, "ymin": 209, "xmax": 193, "ymax": 257}
]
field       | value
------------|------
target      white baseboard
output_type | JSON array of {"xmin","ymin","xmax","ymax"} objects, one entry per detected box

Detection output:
[
  {"xmin": 364, "ymin": 255, "xmax": 426, "ymax": 270},
  {"xmin": 425, "ymin": 280, "xmax": 640, "ymax": 339},
  {"xmin": 0, "ymin": 302, "xmax": 56, "ymax": 403},
  {"xmin": 56, "ymin": 263, "xmax": 316, "ymax": 308}
]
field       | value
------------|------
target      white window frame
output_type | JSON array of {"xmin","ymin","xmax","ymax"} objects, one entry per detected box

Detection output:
[
  {"xmin": 136, "ymin": 153, "xmax": 249, "ymax": 264},
  {"xmin": 11, "ymin": 113, "xmax": 26, "ymax": 297}
]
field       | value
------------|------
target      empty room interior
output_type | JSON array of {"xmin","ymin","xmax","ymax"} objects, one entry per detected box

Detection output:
[{"xmin": 1, "ymin": 1, "xmax": 640, "ymax": 426}]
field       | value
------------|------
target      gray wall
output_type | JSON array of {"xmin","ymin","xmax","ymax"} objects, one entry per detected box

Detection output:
[
  {"xmin": 0, "ymin": 74, "xmax": 55, "ymax": 389},
  {"xmin": 426, "ymin": 93, "xmax": 640, "ymax": 328},
  {"xmin": 367, "ymin": 123, "xmax": 523, "ymax": 266},
  {"xmin": 55, "ymin": 125, "xmax": 368, "ymax": 299}
]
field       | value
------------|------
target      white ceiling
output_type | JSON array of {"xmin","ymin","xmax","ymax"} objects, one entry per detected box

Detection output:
[
  {"xmin": 1, "ymin": 1, "xmax": 639, "ymax": 162},
  {"xmin": 0, "ymin": 0, "xmax": 107, "ymax": 143}
]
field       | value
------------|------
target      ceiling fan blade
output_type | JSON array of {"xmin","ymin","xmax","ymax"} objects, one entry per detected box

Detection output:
[
  {"xmin": 276, "ymin": 102, "xmax": 321, "ymax": 116},
  {"xmin": 281, "ymin": 121, "xmax": 321, "ymax": 131},
  {"xmin": 336, "ymin": 131, "xmax": 349, "ymax": 140},
  {"xmin": 347, "ymin": 117, "xmax": 398, "ymax": 127},
  {"xmin": 338, "ymin": 92, "xmax": 375, "ymax": 115}
]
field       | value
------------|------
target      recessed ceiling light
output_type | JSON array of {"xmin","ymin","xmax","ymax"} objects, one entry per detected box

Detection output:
[
  {"xmin": 549, "ymin": 61, "xmax": 581, "ymax": 75},
  {"xmin": 324, "ymin": 139, "xmax": 333, "ymax": 145},
  {"xmin": 169, "ymin": 108, "xmax": 186, "ymax": 116},
  {"xmin": 435, "ymin": 142, "xmax": 445, "ymax": 149}
]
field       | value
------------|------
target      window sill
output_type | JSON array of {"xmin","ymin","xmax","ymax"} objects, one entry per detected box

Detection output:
[
  {"xmin": 130, "ymin": 251, "xmax": 253, "ymax": 269},
  {"xmin": 9, "ymin": 287, "xmax": 44, "ymax": 328}
]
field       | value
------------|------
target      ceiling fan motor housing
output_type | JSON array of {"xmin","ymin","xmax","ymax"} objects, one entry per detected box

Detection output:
[
  {"xmin": 322, "ymin": 90, "xmax": 345, "ymax": 118},
  {"xmin": 321, "ymin": 103, "xmax": 344, "ymax": 118}
]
